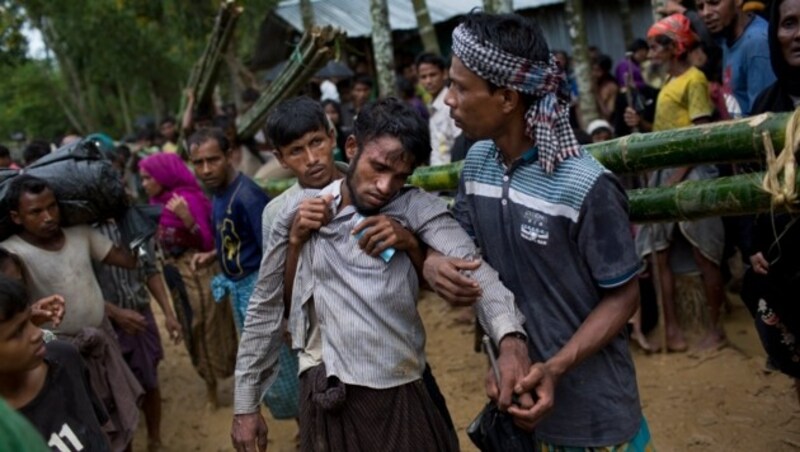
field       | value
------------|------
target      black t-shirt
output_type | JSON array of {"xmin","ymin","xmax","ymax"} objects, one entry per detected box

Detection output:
[{"xmin": 19, "ymin": 341, "xmax": 110, "ymax": 452}]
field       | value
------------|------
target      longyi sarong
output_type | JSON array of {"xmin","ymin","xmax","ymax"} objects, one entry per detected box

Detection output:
[{"xmin": 299, "ymin": 364, "xmax": 458, "ymax": 452}]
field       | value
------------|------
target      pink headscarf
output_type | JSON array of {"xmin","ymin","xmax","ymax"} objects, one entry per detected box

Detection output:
[
  {"xmin": 647, "ymin": 13, "xmax": 697, "ymax": 57},
  {"xmin": 138, "ymin": 153, "xmax": 214, "ymax": 251}
]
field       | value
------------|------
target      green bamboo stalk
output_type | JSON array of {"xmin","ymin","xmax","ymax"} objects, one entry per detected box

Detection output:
[
  {"xmin": 587, "ymin": 112, "xmax": 788, "ymax": 173},
  {"xmin": 258, "ymin": 165, "xmax": 797, "ymax": 222},
  {"xmin": 236, "ymin": 26, "xmax": 345, "ymax": 139}
]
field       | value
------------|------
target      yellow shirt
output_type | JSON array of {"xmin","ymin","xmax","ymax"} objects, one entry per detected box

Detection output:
[{"xmin": 653, "ymin": 66, "xmax": 713, "ymax": 132}]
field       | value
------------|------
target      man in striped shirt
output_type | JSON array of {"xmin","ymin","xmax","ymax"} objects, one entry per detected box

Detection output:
[
  {"xmin": 425, "ymin": 12, "xmax": 651, "ymax": 451},
  {"xmin": 232, "ymin": 98, "xmax": 527, "ymax": 451}
]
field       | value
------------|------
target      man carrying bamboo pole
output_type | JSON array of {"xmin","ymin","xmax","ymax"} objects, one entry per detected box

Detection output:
[{"xmin": 423, "ymin": 12, "xmax": 654, "ymax": 450}]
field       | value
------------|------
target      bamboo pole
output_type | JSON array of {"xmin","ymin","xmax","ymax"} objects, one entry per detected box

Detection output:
[
  {"xmin": 588, "ymin": 112, "xmax": 788, "ymax": 173},
  {"xmin": 258, "ymin": 168, "xmax": 798, "ymax": 222},
  {"xmin": 236, "ymin": 26, "xmax": 345, "ymax": 140}
]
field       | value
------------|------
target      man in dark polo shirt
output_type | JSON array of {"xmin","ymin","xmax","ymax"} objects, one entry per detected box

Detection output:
[{"xmin": 423, "ymin": 12, "xmax": 652, "ymax": 450}]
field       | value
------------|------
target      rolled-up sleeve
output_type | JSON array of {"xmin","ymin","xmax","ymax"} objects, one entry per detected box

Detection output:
[
  {"xmin": 406, "ymin": 192, "xmax": 527, "ymax": 347},
  {"xmin": 234, "ymin": 196, "xmax": 299, "ymax": 414}
]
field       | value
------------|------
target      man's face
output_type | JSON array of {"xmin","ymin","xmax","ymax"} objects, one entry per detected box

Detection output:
[
  {"xmin": 445, "ymin": 56, "xmax": 507, "ymax": 141},
  {"xmin": 346, "ymin": 136, "xmax": 415, "ymax": 215},
  {"xmin": 160, "ymin": 122, "xmax": 177, "ymax": 141},
  {"xmin": 591, "ymin": 129, "xmax": 613, "ymax": 143},
  {"xmin": 0, "ymin": 308, "xmax": 46, "ymax": 374},
  {"xmin": 351, "ymin": 83, "xmax": 371, "ymax": 108},
  {"xmin": 276, "ymin": 128, "xmax": 337, "ymax": 189},
  {"xmin": 0, "ymin": 156, "xmax": 11, "ymax": 168},
  {"xmin": 190, "ymin": 139, "xmax": 232, "ymax": 191},
  {"xmin": 697, "ymin": 0, "xmax": 741, "ymax": 34},
  {"xmin": 417, "ymin": 63, "xmax": 446, "ymax": 97},
  {"xmin": 633, "ymin": 48, "xmax": 648, "ymax": 64},
  {"xmin": 11, "ymin": 189, "xmax": 61, "ymax": 240},
  {"xmin": 648, "ymin": 38, "xmax": 673, "ymax": 65}
]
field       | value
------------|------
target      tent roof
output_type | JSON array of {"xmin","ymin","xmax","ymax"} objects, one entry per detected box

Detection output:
[{"xmin": 274, "ymin": 0, "xmax": 562, "ymax": 37}]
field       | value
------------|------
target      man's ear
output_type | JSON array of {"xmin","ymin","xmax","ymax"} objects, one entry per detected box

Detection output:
[
  {"xmin": 10, "ymin": 210, "xmax": 21, "ymax": 225},
  {"xmin": 345, "ymin": 135, "xmax": 358, "ymax": 161},
  {"xmin": 500, "ymin": 88, "xmax": 521, "ymax": 115},
  {"xmin": 273, "ymin": 149, "xmax": 289, "ymax": 169}
]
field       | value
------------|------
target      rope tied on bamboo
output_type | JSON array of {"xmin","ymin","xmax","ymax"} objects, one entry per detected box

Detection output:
[{"xmin": 761, "ymin": 108, "xmax": 799, "ymax": 207}]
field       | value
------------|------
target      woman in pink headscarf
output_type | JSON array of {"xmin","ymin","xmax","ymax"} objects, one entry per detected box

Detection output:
[{"xmin": 139, "ymin": 153, "xmax": 237, "ymax": 409}]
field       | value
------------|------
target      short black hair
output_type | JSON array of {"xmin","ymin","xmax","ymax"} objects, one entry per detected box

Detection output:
[
  {"xmin": 7, "ymin": 175, "xmax": 53, "ymax": 212},
  {"xmin": 0, "ymin": 274, "xmax": 29, "ymax": 322},
  {"xmin": 159, "ymin": 116, "xmax": 176, "ymax": 127},
  {"xmin": 629, "ymin": 38, "xmax": 648, "ymax": 53},
  {"xmin": 242, "ymin": 88, "xmax": 260, "ymax": 104},
  {"xmin": 458, "ymin": 12, "xmax": 549, "ymax": 108},
  {"xmin": 266, "ymin": 96, "xmax": 330, "ymax": 149},
  {"xmin": 353, "ymin": 97, "xmax": 430, "ymax": 167},
  {"xmin": 593, "ymin": 54, "xmax": 613, "ymax": 74},
  {"xmin": 23, "ymin": 140, "xmax": 51, "ymax": 166},
  {"xmin": 415, "ymin": 52, "xmax": 447, "ymax": 71},
  {"xmin": 0, "ymin": 145, "xmax": 10, "ymax": 159},
  {"xmin": 353, "ymin": 75, "xmax": 373, "ymax": 90},
  {"xmin": 188, "ymin": 127, "xmax": 231, "ymax": 154},
  {"xmin": 321, "ymin": 99, "xmax": 342, "ymax": 116}
]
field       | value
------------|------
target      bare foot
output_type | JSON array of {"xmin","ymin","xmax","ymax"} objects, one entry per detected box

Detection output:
[
  {"xmin": 665, "ymin": 330, "xmax": 689, "ymax": 353},
  {"xmin": 696, "ymin": 330, "xmax": 727, "ymax": 351},
  {"xmin": 631, "ymin": 330, "xmax": 658, "ymax": 353}
]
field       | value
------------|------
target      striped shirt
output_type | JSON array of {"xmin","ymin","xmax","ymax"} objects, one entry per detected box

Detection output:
[
  {"xmin": 234, "ymin": 179, "xmax": 526, "ymax": 414},
  {"xmin": 454, "ymin": 140, "xmax": 643, "ymax": 446},
  {"xmin": 93, "ymin": 221, "xmax": 158, "ymax": 311}
]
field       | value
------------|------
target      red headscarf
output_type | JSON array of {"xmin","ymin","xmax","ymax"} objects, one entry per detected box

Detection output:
[{"xmin": 647, "ymin": 13, "xmax": 697, "ymax": 57}]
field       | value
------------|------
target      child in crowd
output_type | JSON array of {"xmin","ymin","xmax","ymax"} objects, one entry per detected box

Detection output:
[{"xmin": 0, "ymin": 274, "xmax": 111, "ymax": 451}]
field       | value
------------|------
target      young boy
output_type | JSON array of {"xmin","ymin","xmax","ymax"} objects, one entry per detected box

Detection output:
[{"xmin": 0, "ymin": 275, "xmax": 111, "ymax": 451}]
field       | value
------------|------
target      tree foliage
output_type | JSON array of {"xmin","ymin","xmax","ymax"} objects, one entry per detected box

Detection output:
[{"xmin": 3, "ymin": 0, "xmax": 279, "ymax": 140}]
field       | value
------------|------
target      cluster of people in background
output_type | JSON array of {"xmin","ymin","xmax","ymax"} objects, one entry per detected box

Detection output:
[{"xmin": 0, "ymin": 2, "xmax": 797, "ymax": 452}]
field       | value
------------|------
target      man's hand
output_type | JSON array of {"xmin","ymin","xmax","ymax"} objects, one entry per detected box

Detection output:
[
  {"xmin": 231, "ymin": 412, "xmax": 268, "ymax": 452},
  {"xmin": 422, "ymin": 252, "xmax": 482, "ymax": 306},
  {"xmin": 108, "ymin": 305, "xmax": 148, "ymax": 335},
  {"xmin": 352, "ymin": 215, "xmax": 418, "ymax": 256},
  {"xmin": 485, "ymin": 336, "xmax": 537, "ymax": 431},
  {"xmin": 750, "ymin": 252, "xmax": 770, "ymax": 275},
  {"xmin": 508, "ymin": 361, "xmax": 558, "ymax": 432},
  {"xmin": 31, "ymin": 295, "xmax": 65, "ymax": 327},
  {"xmin": 289, "ymin": 195, "xmax": 333, "ymax": 246},
  {"xmin": 191, "ymin": 250, "xmax": 217, "ymax": 272},
  {"xmin": 164, "ymin": 313, "xmax": 183, "ymax": 344}
]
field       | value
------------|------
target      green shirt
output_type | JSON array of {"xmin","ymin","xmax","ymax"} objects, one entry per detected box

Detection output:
[{"xmin": 0, "ymin": 397, "xmax": 49, "ymax": 452}]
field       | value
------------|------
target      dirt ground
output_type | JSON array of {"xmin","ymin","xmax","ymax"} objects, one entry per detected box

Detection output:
[{"xmin": 134, "ymin": 290, "xmax": 800, "ymax": 452}]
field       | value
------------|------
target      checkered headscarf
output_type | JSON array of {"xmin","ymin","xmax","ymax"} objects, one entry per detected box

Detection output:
[{"xmin": 451, "ymin": 23, "xmax": 582, "ymax": 173}]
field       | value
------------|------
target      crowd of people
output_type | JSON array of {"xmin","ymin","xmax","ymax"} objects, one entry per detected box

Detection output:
[{"xmin": 0, "ymin": 1, "xmax": 798, "ymax": 452}]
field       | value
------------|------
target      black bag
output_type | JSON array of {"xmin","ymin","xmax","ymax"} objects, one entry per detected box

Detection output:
[
  {"xmin": 0, "ymin": 139, "xmax": 128, "ymax": 241},
  {"xmin": 467, "ymin": 402, "xmax": 537, "ymax": 452}
]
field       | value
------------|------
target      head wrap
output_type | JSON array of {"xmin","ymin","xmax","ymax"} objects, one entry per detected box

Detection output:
[
  {"xmin": 138, "ymin": 152, "xmax": 212, "ymax": 241},
  {"xmin": 451, "ymin": 23, "xmax": 582, "ymax": 173},
  {"xmin": 647, "ymin": 14, "xmax": 697, "ymax": 57}
]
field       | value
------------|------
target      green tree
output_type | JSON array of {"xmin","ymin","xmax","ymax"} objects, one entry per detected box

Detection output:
[{"xmin": 0, "ymin": 60, "xmax": 69, "ymax": 141}]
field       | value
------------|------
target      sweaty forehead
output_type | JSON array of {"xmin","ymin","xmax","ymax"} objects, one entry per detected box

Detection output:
[{"xmin": 362, "ymin": 137, "xmax": 413, "ymax": 166}]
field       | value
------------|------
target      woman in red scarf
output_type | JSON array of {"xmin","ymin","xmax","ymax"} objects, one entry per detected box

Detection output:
[{"xmin": 139, "ymin": 153, "xmax": 237, "ymax": 409}]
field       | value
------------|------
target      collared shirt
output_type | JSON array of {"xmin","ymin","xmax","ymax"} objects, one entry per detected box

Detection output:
[
  {"xmin": 454, "ymin": 140, "xmax": 643, "ymax": 447},
  {"xmin": 235, "ymin": 179, "xmax": 525, "ymax": 414},
  {"xmin": 429, "ymin": 87, "xmax": 461, "ymax": 166}
]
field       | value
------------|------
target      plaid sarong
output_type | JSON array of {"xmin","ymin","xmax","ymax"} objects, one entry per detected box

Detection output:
[{"xmin": 538, "ymin": 417, "xmax": 655, "ymax": 452}]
